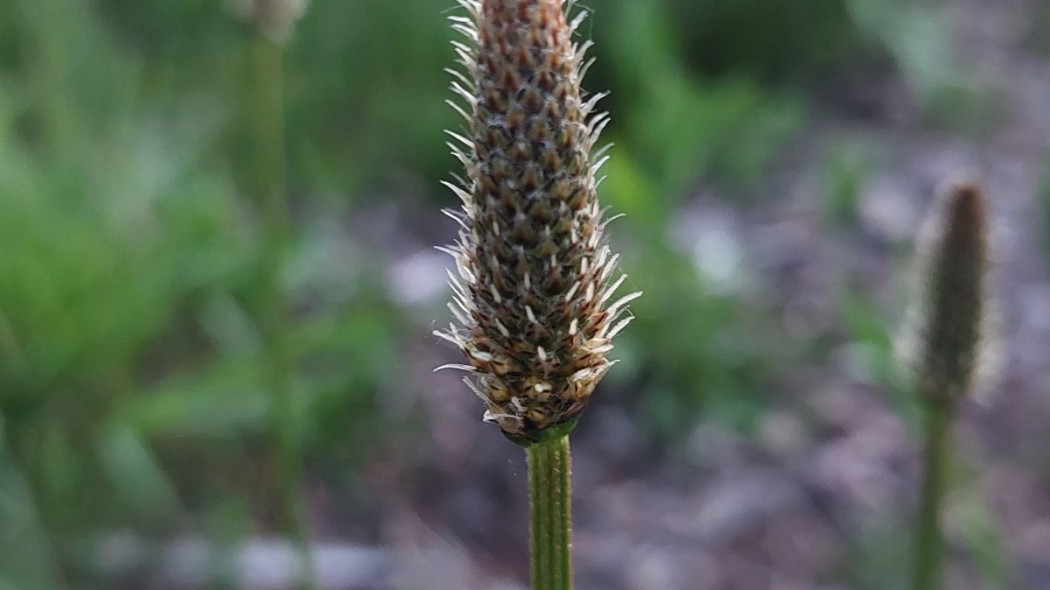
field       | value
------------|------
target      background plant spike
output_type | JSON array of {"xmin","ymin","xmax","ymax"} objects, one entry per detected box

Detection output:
[
  {"xmin": 901, "ymin": 182, "xmax": 994, "ymax": 590},
  {"xmin": 901, "ymin": 182, "xmax": 994, "ymax": 408},
  {"xmin": 435, "ymin": 0, "xmax": 639, "ymax": 439}
]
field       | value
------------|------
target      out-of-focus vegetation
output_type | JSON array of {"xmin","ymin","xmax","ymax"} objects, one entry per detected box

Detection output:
[{"xmin": 0, "ymin": 0, "xmax": 1009, "ymax": 588}]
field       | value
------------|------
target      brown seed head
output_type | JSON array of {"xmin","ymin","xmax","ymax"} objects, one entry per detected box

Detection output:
[
  {"xmin": 899, "ymin": 183, "xmax": 993, "ymax": 406},
  {"xmin": 435, "ymin": 0, "xmax": 638, "ymax": 438}
]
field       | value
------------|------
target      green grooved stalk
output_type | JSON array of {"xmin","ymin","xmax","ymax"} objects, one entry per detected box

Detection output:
[
  {"xmin": 527, "ymin": 435, "xmax": 573, "ymax": 590},
  {"xmin": 912, "ymin": 404, "xmax": 953, "ymax": 590}
]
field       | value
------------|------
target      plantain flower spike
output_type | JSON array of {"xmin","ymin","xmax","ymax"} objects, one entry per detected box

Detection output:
[
  {"xmin": 899, "ymin": 183, "xmax": 994, "ymax": 406},
  {"xmin": 435, "ymin": 0, "xmax": 639, "ymax": 440}
]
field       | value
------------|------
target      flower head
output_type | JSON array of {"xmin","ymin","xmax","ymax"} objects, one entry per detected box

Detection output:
[
  {"xmin": 899, "ymin": 182, "xmax": 994, "ymax": 405},
  {"xmin": 435, "ymin": 0, "xmax": 638, "ymax": 439}
]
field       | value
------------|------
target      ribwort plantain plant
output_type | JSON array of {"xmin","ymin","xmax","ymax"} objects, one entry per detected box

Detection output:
[
  {"xmin": 898, "ymin": 183, "xmax": 994, "ymax": 590},
  {"xmin": 435, "ymin": 1, "xmax": 638, "ymax": 588}
]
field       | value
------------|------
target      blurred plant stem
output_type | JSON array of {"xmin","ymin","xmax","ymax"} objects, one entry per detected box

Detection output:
[
  {"xmin": 14, "ymin": 0, "xmax": 75, "ymax": 157},
  {"xmin": 246, "ymin": 30, "xmax": 315, "ymax": 590},
  {"xmin": 527, "ymin": 434, "xmax": 573, "ymax": 590},
  {"xmin": 912, "ymin": 403, "xmax": 953, "ymax": 590},
  {"xmin": 0, "ymin": 414, "xmax": 65, "ymax": 590}
]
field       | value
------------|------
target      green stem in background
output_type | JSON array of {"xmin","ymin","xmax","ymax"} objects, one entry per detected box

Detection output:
[
  {"xmin": 912, "ymin": 403, "xmax": 954, "ymax": 590},
  {"xmin": 527, "ymin": 434, "xmax": 573, "ymax": 590},
  {"xmin": 15, "ymin": 0, "xmax": 76, "ymax": 156},
  {"xmin": 246, "ymin": 32, "xmax": 315, "ymax": 590}
]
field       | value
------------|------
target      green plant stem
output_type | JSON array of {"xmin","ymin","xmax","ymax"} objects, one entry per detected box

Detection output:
[
  {"xmin": 247, "ymin": 33, "xmax": 315, "ymax": 590},
  {"xmin": 527, "ymin": 434, "xmax": 573, "ymax": 590},
  {"xmin": 912, "ymin": 403, "xmax": 954, "ymax": 590}
]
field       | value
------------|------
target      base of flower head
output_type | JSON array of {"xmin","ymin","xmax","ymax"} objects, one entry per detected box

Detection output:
[{"xmin": 502, "ymin": 414, "xmax": 581, "ymax": 448}]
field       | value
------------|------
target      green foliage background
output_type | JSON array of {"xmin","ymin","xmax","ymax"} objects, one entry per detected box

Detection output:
[{"xmin": 0, "ymin": 0, "xmax": 998, "ymax": 588}]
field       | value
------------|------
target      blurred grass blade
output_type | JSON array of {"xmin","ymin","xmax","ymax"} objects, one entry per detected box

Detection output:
[
  {"xmin": 0, "ymin": 419, "xmax": 58, "ymax": 590},
  {"xmin": 96, "ymin": 422, "xmax": 180, "ymax": 522},
  {"xmin": 118, "ymin": 357, "xmax": 270, "ymax": 439}
]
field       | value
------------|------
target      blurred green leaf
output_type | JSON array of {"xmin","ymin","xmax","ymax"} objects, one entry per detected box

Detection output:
[
  {"xmin": 600, "ymin": 1, "xmax": 805, "ymax": 199},
  {"xmin": 956, "ymin": 487, "xmax": 1017, "ymax": 590},
  {"xmin": 670, "ymin": 0, "xmax": 865, "ymax": 83},
  {"xmin": 847, "ymin": 0, "xmax": 995, "ymax": 132},
  {"xmin": 821, "ymin": 140, "xmax": 877, "ymax": 231},
  {"xmin": 0, "ymin": 419, "xmax": 57, "ymax": 590},
  {"xmin": 96, "ymin": 422, "xmax": 181, "ymax": 522},
  {"xmin": 601, "ymin": 145, "xmax": 663, "ymax": 225},
  {"xmin": 837, "ymin": 287, "xmax": 920, "ymax": 429},
  {"xmin": 121, "ymin": 356, "xmax": 269, "ymax": 440}
]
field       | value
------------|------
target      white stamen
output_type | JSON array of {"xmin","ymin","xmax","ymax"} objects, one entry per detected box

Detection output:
[
  {"xmin": 464, "ymin": 378, "xmax": 487, "ymax": 400},
  {"xmin": 432, "ymin": 330, "xmax": 464, "ymax": 347},
  {"xmin": 433, "ymin": 363, "xmax": 476, "ymax": 373},
  {"xmin": 564, "ymin": 281, "xmax": 580, "ymax": 303},
  {"xmin": 605, "ymin": 316, "xmax": 635, "ymax": 340},
  {"xmin": 448, "ymin": 302, "xmax": 470, "ymax": 326},
  {"xmin": 600, "ymin": 274, "xmax": 628, "ymax": 306},
  {"xmin": 495, "ymin": 319, "xmax": 510, "ymax": 337},
  {"xmin": 606, "ymin": 291, "xmax": 643, "ymax": 315}
]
